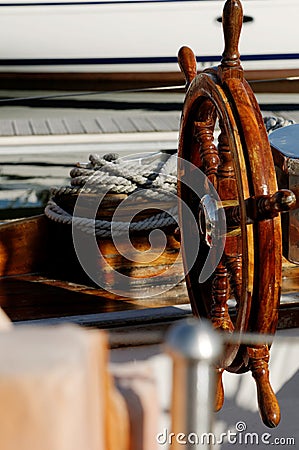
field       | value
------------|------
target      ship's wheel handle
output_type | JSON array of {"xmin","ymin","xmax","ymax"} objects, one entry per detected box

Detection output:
[
  {"xmin": 178, "ymin": 46, "xmax": 197, "ymax": 88},
  {"xmin": 177, "ymin": 0, "xmax": 296, "ymax": 428},
  {"xmin": 221, "ymin": 0, "xmax": 243, "ymax": 73}
]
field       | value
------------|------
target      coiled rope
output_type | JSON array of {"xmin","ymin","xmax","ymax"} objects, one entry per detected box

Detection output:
[
  {"xmin": 45, "ymin": 151, "xmax": 178, "ymax": 237},
  {"xmin": 264, "ymin": 115, "xmax": 294, "ymax": 133}
]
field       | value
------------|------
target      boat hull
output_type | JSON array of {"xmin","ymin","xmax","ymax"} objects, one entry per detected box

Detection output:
[{"xmin": 1, "ymin": 0, "xmax": 299, "ymax": 90}]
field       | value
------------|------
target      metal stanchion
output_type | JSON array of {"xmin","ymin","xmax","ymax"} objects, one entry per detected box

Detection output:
[{"xmin": 166, "ymin": 318, "xmax": 223, "ymax": 449}]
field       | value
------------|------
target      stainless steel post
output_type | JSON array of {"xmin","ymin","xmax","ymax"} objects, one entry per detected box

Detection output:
[{"xmin": 166, "ymin": 318, "xmax": 223, "ymax": 449}]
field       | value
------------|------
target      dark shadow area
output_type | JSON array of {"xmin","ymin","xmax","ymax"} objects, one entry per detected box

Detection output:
[
  {"xmin": 0, "ymin": 97, "xmax": 184, "ymax": 111},
  {"xmin": 260, "ymin": 103, "xmax": 299, "ymax": 111},
  {"xmin": 0, "ymin": 276, "xmax": 141, "ymax": 322},
  {"xmin": 114, "ymin": 384, "xmax": 144, "ymax": 449}
]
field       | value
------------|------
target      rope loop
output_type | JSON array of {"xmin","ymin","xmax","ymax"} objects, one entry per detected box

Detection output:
[{"xmin": 45, "ymin": 151, "xmax": 178, "ymax": 237}]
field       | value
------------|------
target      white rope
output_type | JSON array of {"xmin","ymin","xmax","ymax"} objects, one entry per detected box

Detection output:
[
  {"xmin": 264, "ymin": 115, "xmax": 295, "ymax": 133},
  {"xmin": 45, "ymin": 199, "xmax": 177, "ymax": 238},
  {"xmin": 45, "ymin": 152, "xmax": 178, "ymax": 237}
]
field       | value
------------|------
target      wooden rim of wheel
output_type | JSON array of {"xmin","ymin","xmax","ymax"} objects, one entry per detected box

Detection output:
[
  {"xmin": 178, "ymin": 69, "xmax": 283, "ymax": 372},
  {"xmin": 176, "ymin": 0, "xmax": 289, "ymax": 374}
]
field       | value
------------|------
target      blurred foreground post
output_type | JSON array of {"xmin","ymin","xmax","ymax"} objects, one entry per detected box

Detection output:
[{"xmin": 166, "ymin": 319, "xmax": 223, "ymax": 450}]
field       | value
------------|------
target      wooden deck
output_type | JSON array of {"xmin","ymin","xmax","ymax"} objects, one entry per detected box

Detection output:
[
  {"xmin": 0, "ymin": 113, "xmax": 180, "ymax": 137},
  {"xmin": 1, "ymin": 268, "xmax": 298, "ymax": 348},
  {"xmin": 0, "ymin": 213, "xmax": 298, "ymax": 341},
  {"xmin": 0, "ymin": 112, "xmax": 180, "ymax": 157}
]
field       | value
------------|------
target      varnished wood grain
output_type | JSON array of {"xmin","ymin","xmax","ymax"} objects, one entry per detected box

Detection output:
[
  {"xmin": 0, "ymin": 215, "xmax": 50, "ymax": 277},
  {"xmin": 0, "ymin": 274, "xmax": 188, "ymax": 322},
  {"xmin": 0, "ymin": 218, "xmax": 298, "ymax": 324},
  {"xmin": 177, "ymin": 46, "xmax": 197, "ymax": 87},
  {"xmin": 220, "ymin": 0, "xmax": 243, "ymax": 79}
]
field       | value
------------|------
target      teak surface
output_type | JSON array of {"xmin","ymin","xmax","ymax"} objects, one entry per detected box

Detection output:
[
  {"xmin": 0, "ymin": 215, "xmax": 187, "ymax": 321},
  {"xmin": 0, "ymin": 214, "xmax": 298, "ymax": 326}
]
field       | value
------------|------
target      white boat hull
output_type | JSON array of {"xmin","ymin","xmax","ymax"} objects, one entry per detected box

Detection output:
[{"xmin": 1, "ymin": 0, "xmax": 299, "ymax": 88}]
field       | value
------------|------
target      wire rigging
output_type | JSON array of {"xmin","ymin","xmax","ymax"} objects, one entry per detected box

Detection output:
[{"xmin": 0, "ymin": 76, "xmax": 298, "ymax": 104}]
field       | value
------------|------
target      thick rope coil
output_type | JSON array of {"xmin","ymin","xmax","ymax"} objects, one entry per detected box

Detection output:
[
  {"xmin": 45, "ymin": 199, "xmax": 177, "ymax": 238},
  {"xmin": 264, "ymin": 115, "xmax": 294, "ymax": 133},
  {"xmin": 45, "ymin": 151, "xmax": 178, "ymax": 237}
]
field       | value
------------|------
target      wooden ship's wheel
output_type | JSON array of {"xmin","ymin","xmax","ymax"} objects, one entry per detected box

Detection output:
[{"xmin": 177, "ymin": 0, "xmax": 296, "ymax": 427}]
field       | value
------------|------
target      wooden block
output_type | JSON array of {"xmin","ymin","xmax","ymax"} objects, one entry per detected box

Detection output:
[
  {"xmin": 0, "ymin": 215, "xmax": 50, "ymax": 277},
  {"xmin": 0, "ymin": 325, "xmax": 125, "ymax": 450}
]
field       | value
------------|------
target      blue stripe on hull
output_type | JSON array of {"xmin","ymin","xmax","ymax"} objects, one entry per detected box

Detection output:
[
  {"xmin": 0, "ymin": 1, "xmax": 212, "ymax": 7},
  {"xmin": 0, "ymin": 54, "xmax": 299, "ymax": 66}
]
